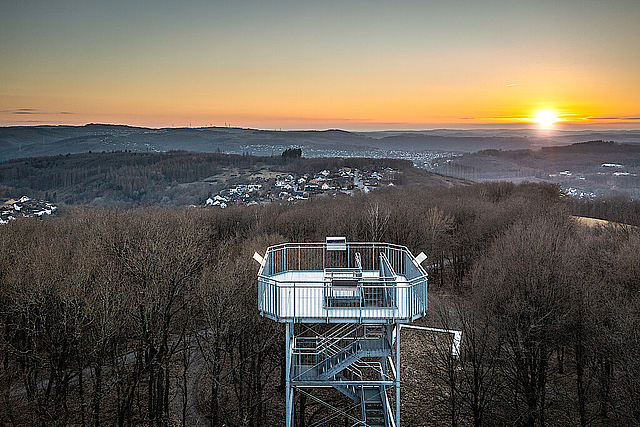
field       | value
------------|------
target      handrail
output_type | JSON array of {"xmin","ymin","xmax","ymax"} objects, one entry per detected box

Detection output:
[
  {"xmin": 266, "ymin": 241, "xmax": 411, "ymax": 251},
  {"xmin": 258, "ymin": 276, "xmax": 417, "ymax": 287},
  {"xmin": 379, "ymin": 252, "xmax": 397, "ymax": 278},
  {"xmin": 262, "ymin": 242, "xmax": 422, "ymax": 275},
  {"xmin": 354, "ymin": 252, "xmax": 362, "ymax": 272},
  {"xmin": 259, "ymin": 280, "xmax": 426, "ymax": 321}
]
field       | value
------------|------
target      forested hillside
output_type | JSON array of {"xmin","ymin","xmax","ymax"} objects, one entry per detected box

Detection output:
[
  {"xmin": 433, "ymin": 140, "xmax": 640, "ymax": 198},
  {"xmin": 0, "ymin": 151, "xmax": 460, "ymax": 207},
  {"xmin": 1, "ymin": 182, "xmax": 639, "ymax": 426}
]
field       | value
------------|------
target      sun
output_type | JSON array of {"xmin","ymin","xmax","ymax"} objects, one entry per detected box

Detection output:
[{"xmin": 533, "ymin": 110, "xmax": 558, "ymax": 127}]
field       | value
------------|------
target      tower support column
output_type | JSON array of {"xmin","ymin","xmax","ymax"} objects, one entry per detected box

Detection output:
[
  {"xmin": 286, "ymin": 322, "xmax": 294, "ymax": 427},
  {"xmin": 395, "ymin": 325, "xmax": 401, "ymax": 427}
]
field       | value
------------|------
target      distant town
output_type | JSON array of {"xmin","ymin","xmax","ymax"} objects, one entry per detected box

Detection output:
[
  {"xmin": 205, "ymin": 166, "xmax": 397, "ymax": 208},
  {"xmin": 0, "ymin": 166, "xmax": 397, "ymax": 217},
  {"xmin": 0, "ymin": 196, "xmax": 57, "ymax": 224}
]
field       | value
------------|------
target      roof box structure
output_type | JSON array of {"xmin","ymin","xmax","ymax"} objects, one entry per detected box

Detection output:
[{"xmin": 325, "ymin": 236, "xmax": 347, "ymax": 251}]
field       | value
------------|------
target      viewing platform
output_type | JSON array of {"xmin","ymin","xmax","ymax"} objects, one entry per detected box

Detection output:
[{"xmin": 257, "ymin": 237, "xmax": 428, "ymax": 323}]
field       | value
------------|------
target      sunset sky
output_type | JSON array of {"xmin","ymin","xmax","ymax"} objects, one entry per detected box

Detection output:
[{"xmin": 1, "ymin": 0, "xmax": 639, "ymax": 130}]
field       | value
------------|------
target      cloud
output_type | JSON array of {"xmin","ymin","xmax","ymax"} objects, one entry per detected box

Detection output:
[
  {"xmin": 505, "ymin": 83, "xmax": 517, "ymax": 87},
  {"xmin": 461, "ymin": 115, "xmax": 529, "ymax": 120},
  {"xmin": 586, "ymin": 116, "xmax": 640, "ymax": 121},
  {"xmin": 1, "ymin": 108, "xmax": 76, "ymax": 116},
  {"xmin": 7, "ymin": 108, "xmax": 43, "ymax": 115}
]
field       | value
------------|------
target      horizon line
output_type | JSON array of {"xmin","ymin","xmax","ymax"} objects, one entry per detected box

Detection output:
[{"xmin": 2, "ymin": 122, "xmax": 640, "ymax": 133}]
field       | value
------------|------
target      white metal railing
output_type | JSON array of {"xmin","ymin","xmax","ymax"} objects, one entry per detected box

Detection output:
[
  {"xmin": 261, "ymin": 242, "xmax": 423, "ymax": 276},
  {"xmin": 257, "ymin": 242, "xmax": 428, "ymax": 323}
]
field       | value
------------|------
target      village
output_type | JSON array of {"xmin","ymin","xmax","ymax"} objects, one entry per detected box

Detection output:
[
  {"xmin": 0, "ymin": 196, "xmax": 58, "ymax": 224},
  {"xmin": 205, "ymin": 166, "xmax": 397, "ymax": 208}
]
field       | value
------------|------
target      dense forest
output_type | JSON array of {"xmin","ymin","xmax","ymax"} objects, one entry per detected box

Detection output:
[
  {"xmin": 571, "ymin": 196, "xmax": 640, "ymax": 227},
  {"xmin": 1, "ymin": 181, "xmax": 639, "ymax": 427}
]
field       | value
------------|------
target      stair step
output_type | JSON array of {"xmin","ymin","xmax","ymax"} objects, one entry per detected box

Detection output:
[
  {"xmin": 363, "ymin": 390, "xmax": 383, "ymax": 401},
  {"xmin": 362, "ymin": 385, "xmax": 388, "ymax": 427}
]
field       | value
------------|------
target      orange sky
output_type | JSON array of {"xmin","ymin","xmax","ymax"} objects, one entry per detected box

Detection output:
[{"xmin": 1, "ymin": 1, "xmax": 639, "ymax": 130}]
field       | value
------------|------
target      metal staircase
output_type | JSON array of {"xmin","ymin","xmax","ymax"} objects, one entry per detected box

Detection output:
[
  {"xmin": 362, "ymin": 386, "xmax": 388, "ymax": 427},
  {"xmin": 293, "ymin": 325, "xmax": 393, "ymax": 426},
  {"xmin": 298, "ymin": 337, "xmax": 391, "ymax": 380}
]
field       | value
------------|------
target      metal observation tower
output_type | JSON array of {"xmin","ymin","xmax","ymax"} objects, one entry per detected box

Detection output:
[{"xmin": 256, "ymin": 237, "xmax": 428, "ymax": 427}]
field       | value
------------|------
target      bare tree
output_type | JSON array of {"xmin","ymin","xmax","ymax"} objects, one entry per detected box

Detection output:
[
  {"xmin": 473, "ymin": 216, "xmax": 575, "ymax": 427},
  {"xmin": 365, "ymin": 200, "xmax": 390, "ymax": 242}
]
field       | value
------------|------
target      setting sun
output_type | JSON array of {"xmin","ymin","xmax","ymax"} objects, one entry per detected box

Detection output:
[{"xmin": 533, "ymin": 110, "xmax": 559, "ymax": 127}]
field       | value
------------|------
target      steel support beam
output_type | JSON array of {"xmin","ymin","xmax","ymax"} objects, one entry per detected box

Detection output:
[
  {"xmin": 395, "ymin": 324, "xmax": 401, "ymax": 427},
  {"xmin": 286, "ymin": 323, "xmax": 294, "ymax": 427},
  {"xmin": 291, "ymin": 380, "xmax": 395, "ymax": 387}
]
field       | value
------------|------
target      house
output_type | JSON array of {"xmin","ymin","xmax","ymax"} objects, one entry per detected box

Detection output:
[
  {"xmin": 1, "ymin": 197, "xmax": 58, "ymax": 223},
  {"xmin": 338, "ymin": 177, "xmax": 353, "ymax": 189}
]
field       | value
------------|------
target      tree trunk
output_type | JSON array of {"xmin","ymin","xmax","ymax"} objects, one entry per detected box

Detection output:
[
  {"xmin": 92, "ymin": 365, "xmax": 102, "ymax": 427},
  {"xmin": 598, "ymin": 356, "xmax": 611, "ymax": 418},
  {"xmin": 210, "ymin": 378, "xmax": 219, "ymax": 427},
  {"xmin": 575, "ymin": 341, "xmax": 587, "ymax": 427},
  {"xmin": 79, "ymin": 367, "xmax": 85, "ymax": 427}
]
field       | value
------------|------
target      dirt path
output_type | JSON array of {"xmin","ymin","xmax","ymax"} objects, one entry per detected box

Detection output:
[{"xmin": 170, "ymin": 340, "xmax": 211, "ymax": 427}]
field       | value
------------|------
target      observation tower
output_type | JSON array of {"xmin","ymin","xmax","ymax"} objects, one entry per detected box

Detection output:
[{"xmin": 256, "ymin": 237, "xmax": 428, "ymax": 427}]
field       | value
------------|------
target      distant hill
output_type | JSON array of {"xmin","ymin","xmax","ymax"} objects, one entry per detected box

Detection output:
[
  {"xmin": 432, "ymin": 140, "xmax": 640, "ymax": 198},
  {"xmin": 2, "ymin": 124, "xmax": 640, "ymax": 162},
  {"xmin": 0, "ymin": 125, "xmax": 377, "ymax": 162},
  {"xmin": 367, "ymin": 134, "xmax": 537, "ymax": 151}
]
